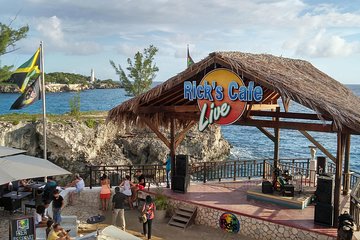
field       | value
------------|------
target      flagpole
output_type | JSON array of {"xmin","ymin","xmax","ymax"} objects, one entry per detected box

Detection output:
[{"xmin": 40, "ymin": 41, "xmax": 47, "ymax": 162}]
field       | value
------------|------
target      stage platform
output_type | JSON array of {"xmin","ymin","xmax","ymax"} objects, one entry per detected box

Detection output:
[
  {"xmin": 247, "ymin": 187, "xmax": 312, "ymax": 209},
  {"xmin": 146, "ymin": 180, "xmax": 351, "ymax": 239}
]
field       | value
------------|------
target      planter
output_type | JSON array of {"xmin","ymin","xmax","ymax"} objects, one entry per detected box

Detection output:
[{"xmin": 155, "ymin": 210, "xmax": 167, "ymax": 223}]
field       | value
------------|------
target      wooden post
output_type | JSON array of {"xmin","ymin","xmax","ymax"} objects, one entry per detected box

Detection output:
[
  {"xmin": 274, "ymin": 107, "xmax": 280, "ymax": 169},
  {"xmin": 334, "ymin": 132, "xmax": 346, "ymax": 227},
  {"xmin": 343, "ymin": 134, "xmax": 351, "ymax": 195},
  {"xmin": 170, "ymin": 118, "xmax": 176, "ymax": 190}
]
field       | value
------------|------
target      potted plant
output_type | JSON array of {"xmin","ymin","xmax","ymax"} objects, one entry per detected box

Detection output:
[{"xmin": 154, "ymin": 187, "xmax": 169, "ymax": 222}]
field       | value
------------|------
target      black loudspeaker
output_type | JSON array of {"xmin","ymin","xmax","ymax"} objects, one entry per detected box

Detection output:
[
  {"xmin": 314, "ymin": 202, "xmax": 333, "ymax": 226},
  {"xmin": 172, "ymin": 176, "xmax": 189, "ymax": 193},
  {"xmin": 316, "ymin": 175, "xmax": 334, "ymax": 204},
  {"xmin": 262, "ymin": 181, "xmax": 273, "ymax": 194},
  {"xmin": 175, "ymin": 155, "xmax": 189, "ymax": 177},
  {"xmin": 317, "ymin": 156, "xmax": 327, "ymax": 174}
]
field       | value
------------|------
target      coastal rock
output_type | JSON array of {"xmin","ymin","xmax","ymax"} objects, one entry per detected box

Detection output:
[
  {"xmin": 45, "ymin": 83, "xmax": 90, "ymax": 92},
  {"xmin": 0, "ymin": 84, "xmax": 20, "ymax": 93},
  {"xmin": 0, "ymin": 120, "xmax": 230, "ymax": 175}
]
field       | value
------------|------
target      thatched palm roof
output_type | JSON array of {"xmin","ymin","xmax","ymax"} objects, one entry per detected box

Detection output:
[{"xmin": 108, "ymin": 51, "xmax": 360, "ymax": 133}]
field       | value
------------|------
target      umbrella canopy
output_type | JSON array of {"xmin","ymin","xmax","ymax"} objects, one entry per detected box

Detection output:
[
  {"xmin": 0, "ymin": 154, "xmax": 70, "ymax": 185},
  {"xmin": 0, "ymin": 146, "xmax": 26, "ymax": 157}
]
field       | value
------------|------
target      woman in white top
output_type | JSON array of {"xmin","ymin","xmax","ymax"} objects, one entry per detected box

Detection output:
[
  {"xmin": 119, "ymin": 175, "xmax": 135, "ymax": 209},
  {"xmin": 65, "ymin": 173, "xmax": 85, "ymax": 205}
]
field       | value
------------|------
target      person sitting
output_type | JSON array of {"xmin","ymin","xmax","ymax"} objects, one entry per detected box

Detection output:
[
  {"xmin": 119, "ymin": 175, "xmax": 135, "ymax": 209},
  {"xmin": 19, "ymin": 179, "xmax": 31, "ymax": 191},
  {"xmin": 47, "ymin": 223, "xmax": 71, "ymax": 240},
  {"xmin": 34, "ymin": 205, "xmax": 48, "ymax": 228},
  {"xmin": 46, "ymin": 219, "xmax": 54, "ymax": 239},
  {"xmin": 136, "ymin": 170, "xmax": 146, "ymax": 189},
  {"xmin": 64, "ymin": 173, "xmax": 85, "ymax": 205}
]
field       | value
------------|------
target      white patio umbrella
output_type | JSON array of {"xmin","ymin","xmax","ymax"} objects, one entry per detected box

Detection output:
[
  {"xmin": 0, "ymin": 146, "xmax": 26, "ymax": 157},
  {"xmin": 0, "ymin": 154, "xmax": 70, "ymax": 185}
]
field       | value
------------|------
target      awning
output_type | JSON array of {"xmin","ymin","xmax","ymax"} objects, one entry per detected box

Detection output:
[
  {"xmin": 0, "ymin": 154, "xmax": 70, "ymax": 185},
  {"xmin": 0, "ymin": 146, "xmax": 26, "ymax": 157}
]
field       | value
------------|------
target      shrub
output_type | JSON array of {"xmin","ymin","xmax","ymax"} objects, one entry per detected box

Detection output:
[
  {"xmin": 12, "ymin": 120, "xmax": 20, "ymax": 125},
  {"xmin": 85, "ymin": 119, "xmax": 97, "ymax": 128},
  {"xmin": 154, "ymin": 187, "xmax": 168, "ymax": 210},
  {"xmin": 69, "ymin": 93, "xmax": 81, "ymax": 118}
]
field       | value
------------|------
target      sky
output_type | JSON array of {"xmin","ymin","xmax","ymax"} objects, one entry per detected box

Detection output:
[{"xmin": 0, "ymin": 0, "xmax": 360, "ymax": 84}]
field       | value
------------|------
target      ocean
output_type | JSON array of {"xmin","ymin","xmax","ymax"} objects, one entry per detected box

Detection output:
[{"xmin": 0, "ymin": 85, "xmax": 359, "ymax": 171}]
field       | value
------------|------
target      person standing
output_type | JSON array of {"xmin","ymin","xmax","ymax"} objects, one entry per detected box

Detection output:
[
  {"xmin": 164, "ymin": 154, "xmax": 171, "ymax": 188},
  {"xmin": 100, "ymin": 174, "xmax": 111, "ymax": 211},
  {"xmin": 43, "ymin": 176, "xmax": 57, "ymax": 202},
  {"xmin": 52, "ymin": 190, "xmax": 64, "ymax": 224},
  {"xmin": 65, "ymin": 173, "xmax": 85, "ymax": 205},
  {"xmin": 119, "ymin": 175, "xmax": 135, "ymax": 209},
  {"xmin": 112, "ymin": 187, "xmax": 127, "ymax": 231},
  {"xmin": 142, "ymin": 195, "xmax": 155, "ymax": 240}
]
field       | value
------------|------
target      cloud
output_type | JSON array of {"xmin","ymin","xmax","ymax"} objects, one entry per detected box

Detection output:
[{"xmin": 283, "ymin": 29, "xmax": 360, "ymax": 58}]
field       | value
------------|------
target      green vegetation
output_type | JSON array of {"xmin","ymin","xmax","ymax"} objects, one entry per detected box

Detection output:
[
  {"xmin": 0, "ymin": 21, "xmax": 29, "ymax": 82},
  {"xmin": 69, "ymin": 93, "xmax": 81, "ymax": 118},
  {"xmin": 0, "ymin": 111, "xmax": 107, "ymax": 122},
  {"xmin": 85, "ymin": 118, "xmax": 97, "ymax": 128},
  {"xmin": 45, "ymin": 72, "xmax": 90, "ymax": 85},
  {"xmin": 154, "ymin": 187, "xmax": 169, "ymax": 210},
  {"xmin": 110, "ymin": 45, "xmax": 159, "ymax": 96}
]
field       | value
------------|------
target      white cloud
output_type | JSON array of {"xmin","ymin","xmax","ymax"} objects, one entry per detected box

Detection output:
[{"xmin": 283, "ymin": 29, "xmax": 360, "ymax": 58}]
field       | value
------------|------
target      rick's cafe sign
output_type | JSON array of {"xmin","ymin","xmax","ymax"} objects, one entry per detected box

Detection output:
[{"xmin": 184, "ymin": 69, "xmax": 263, "ymax": 131}]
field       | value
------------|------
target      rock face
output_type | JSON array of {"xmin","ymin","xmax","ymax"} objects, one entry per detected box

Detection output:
[
  {"xmin": 45, "ymin": 84, "xmax": 90, "ymax": 92},
  {"xmin": 0, "ymin": 120, "xmax": 230, "ymax": 175},
  {"xmin": 0, "ymin": 84, "xmax": 20, "ymax": 93}
]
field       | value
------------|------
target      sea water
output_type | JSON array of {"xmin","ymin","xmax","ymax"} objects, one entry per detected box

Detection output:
[{"xmin": 0, "ymin": 85, "xmax": 359, "ymax": 171}]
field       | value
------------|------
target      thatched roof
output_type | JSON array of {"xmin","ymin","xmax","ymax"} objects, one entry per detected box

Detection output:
[{"xmin": 108, "ymin": 51, "xmax": 360, "ymax": 133}]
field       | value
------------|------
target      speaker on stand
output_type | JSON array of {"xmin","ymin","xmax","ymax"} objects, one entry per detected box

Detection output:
[
  {"xmin": 172, "ymin": 155, "xmax": 190, "ymax": 193},
  {"xmin": 314, "ymin": 175, "xmax": 334, "ymax": 226}
]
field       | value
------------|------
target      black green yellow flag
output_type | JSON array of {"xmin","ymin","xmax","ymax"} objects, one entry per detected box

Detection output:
[
  {"xmin": 187, "ymin": 45, "xmax": 195, "ymax": 67},
  {"xmin": 10, "ymin": 78, "xmax": 41, "ymax": 110},
  {"xmin": 8, "ymin": 48, "xmax": 41, "ymax": 93}
]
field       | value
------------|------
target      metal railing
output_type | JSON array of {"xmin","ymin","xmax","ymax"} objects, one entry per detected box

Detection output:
[
  {"xmin": 350, "ymin": 179, "xmax": 360, "ymax": 230},
  {"xmin": 87, "ymin": 164, "xmax": 166, "ymax": 188},
  {"xmin": 86, "ymin": 158, "xmax": 360, "ymax": 190},
  {"xmin": 190, "ymin": 159, "xmax": 272, "ymax": 183}
]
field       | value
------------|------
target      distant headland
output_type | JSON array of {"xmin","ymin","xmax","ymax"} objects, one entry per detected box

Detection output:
[{"xmin": 0, "ymin": 71, "xmax": 121, "ymax": 93}]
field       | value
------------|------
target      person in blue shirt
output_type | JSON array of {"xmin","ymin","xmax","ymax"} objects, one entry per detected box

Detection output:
[{"xmin": 164, "ymin": 154, "xmax": 171, "ymax": 188}]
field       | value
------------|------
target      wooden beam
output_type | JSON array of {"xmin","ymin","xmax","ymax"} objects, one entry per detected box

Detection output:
[
  {"xmin": 170, "ymin": 118, "xmax": 176, "ymax": 190},
  {"xmin": 141, "ymin": 117, "xmax": 170, "ymax": 148},
  {"xmin": 256, "ymin": 127, "xmax": 275, "ymax": 142},
  {"xmin": 247, "ymin": 104, "xmax": 279, "ymax": 111},
  {"xmin": 250, "ymin": 111, "xmax": 332, "ymax": 121},
  {"xmin": 343, "ymin": 134, "xmax": 351, "ymax": 195},
  {"xmin": 175, "ymin": 121, "xmax": 196, "ymax": 148},
  {"xmin": 299, "ymin": 130, "xmax": 336, "ymax": 163},
  {"xmin": 334, "ymin": 132, "xmax": 346, "ymax": 227},
  {"xmin": 274, "ymin": 107, "xmax": 280, "ymax": 169},
  {"xmin": 137, "ymin": 105, "xmax": 198, "ymax": 114},
  {"xmin": 281, "ymin": 95, "xmax": 291, "ymax": 112},
  {"xmin": 235, "ymin": 119, "xmax": 334, "ymax": 132}
]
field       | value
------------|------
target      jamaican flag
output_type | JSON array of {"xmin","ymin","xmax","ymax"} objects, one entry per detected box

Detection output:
[
  {"xmin": 10, "ymin": 78, "xmax": 41, "ymax": 110},
  {"xmin": 8, "ymin": 48, "xmax": 41, "ymax": 93},
  {"xmin": 187, "ymin": 45, "xmax": 195, "ymax": 67}
]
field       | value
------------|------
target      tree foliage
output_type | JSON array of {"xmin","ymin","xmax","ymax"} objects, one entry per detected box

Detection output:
[
  {"xmin": 110, "ymin": 45, "xmax": 159, "ymax": 96},
  {"xmin": 0, "ymin": 21, "xmax": 29, "ymax": 81}
]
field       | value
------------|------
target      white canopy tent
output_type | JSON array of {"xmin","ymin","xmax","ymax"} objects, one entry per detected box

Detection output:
[
  {"xmin": 0, "ymin": 154, "xmax": 70, "ymax": 185},
  {"xmin": 0, "ymin": 146, "xmax": 26, "ymax": 157}
]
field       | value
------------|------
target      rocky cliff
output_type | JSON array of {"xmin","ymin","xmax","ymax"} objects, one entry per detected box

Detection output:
[{"xmin": 0, "ymin": 120, "xmax": 230, "ymax": 174}]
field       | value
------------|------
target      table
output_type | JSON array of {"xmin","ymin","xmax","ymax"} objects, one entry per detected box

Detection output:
[
  {"xmin": 27, "ymin": 182, "xmax": 46, "ymax": 199},
  {"xmin": 87, "ymin": 215, "xmax": 105, "ymax": 236},
  {"xmin": 2, "ymin": 191, "xmax": 31, "ymax": 213},
  {"xmin": 3, "ymin": 191, "xmax": 31, "ymax": 199}
]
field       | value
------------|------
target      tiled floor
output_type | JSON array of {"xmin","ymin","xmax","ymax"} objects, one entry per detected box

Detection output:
[{"xmin": 149, "ymin": 180, "xmax": 351, "ymax": 238}]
